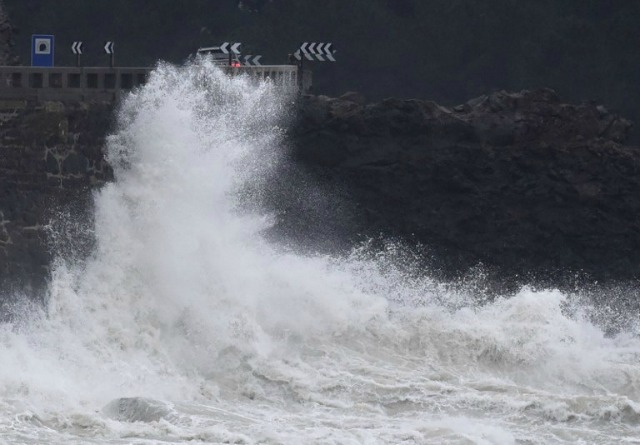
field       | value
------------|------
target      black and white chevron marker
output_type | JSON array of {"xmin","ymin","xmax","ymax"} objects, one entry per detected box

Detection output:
[
  {"xmin": 220, "ymin": 42, "xmax": 241, "ymax": 55},
  {"xmin": 242, "ymin": 55, "xmax": 262, "ymax": 66},
  {"xmin": 104, "ymin": 41, "xmax": 115, "ymax": 67},
  {"xmin": 71, "ymin": 41, "xmax": 84, "ymax": 66},
  {"xmin": 103, "ymin": 41, "xmax": 114, "ymax": 54},
  {"xmin": 71, "ymin": 41, "xmax": 83, "ymax": 55},
  {"xmin": 294, "ymin": 42, "xmax": 335, "ymax": 62}
]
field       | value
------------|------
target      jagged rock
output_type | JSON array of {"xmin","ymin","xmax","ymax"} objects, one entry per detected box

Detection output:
[
  {"xmin": 339, "ymin": 91, "xmax": 366, "ymax": 105},
  {"xmin": 282, "ymin": 89, "xmax": 640, "ymax": 283},
  {"xmin": 1, "ymin": 89, "xmax": 639, "ymax": 296}
]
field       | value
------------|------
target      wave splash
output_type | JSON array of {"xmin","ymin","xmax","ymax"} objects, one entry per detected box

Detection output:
[{"xmin": 0, "ymin": 60, "xmax": 639, "ymax": 443}]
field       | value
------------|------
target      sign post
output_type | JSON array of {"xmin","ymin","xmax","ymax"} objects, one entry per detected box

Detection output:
[
  {"xmin": 71, "ymin": 41, "xmax": 83, "ymax": 67},
  {"xmin": 31, "ymin": 34, "xmax": 55, "ymax": 67},
  {"xmin": 104, "ymin": 41, "xmax": 115, "ymax": 67},
  {"xmin": 293, "ymin": 42, "xmax": 335, "ymax": 90}
]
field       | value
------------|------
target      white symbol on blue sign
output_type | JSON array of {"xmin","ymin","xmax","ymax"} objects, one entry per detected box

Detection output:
[
  {"xmin": 31, "ymin": 34, "xmax": 55, "ymax": 67},
  {"xmin": 34, "ymin": 38, "xmax": 51, "ymax": 54}
]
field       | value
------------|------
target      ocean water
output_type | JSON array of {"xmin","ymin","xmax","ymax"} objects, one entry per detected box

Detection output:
[{"xmin": 1, "ymin": 61, "xmax": 639, "ymax": 444}]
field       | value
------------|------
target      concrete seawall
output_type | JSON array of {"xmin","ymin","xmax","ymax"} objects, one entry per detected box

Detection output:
[
  {"xmin": 0, "ymin": 65, "xmax": 307, "ymax": 103},
  {"xmin": 0, "ymin": 100, "xmax": 112, "ymax": 294}
]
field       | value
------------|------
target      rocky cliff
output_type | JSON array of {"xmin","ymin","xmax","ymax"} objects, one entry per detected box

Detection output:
[
  {"xmin": 1, "ymin": 89, "xmax": 639, "ymax": 297},
  {"xmin": 283, "ymin": 89, "xmax": 640, "ymax": 284}
]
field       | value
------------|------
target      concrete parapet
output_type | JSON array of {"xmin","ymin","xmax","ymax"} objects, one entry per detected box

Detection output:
[{"xmin": 0, "ymin": 65, "xmax": 309, "ymax": 103}]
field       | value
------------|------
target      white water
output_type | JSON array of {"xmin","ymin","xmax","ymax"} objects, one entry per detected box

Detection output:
[{"xmin": 1, "ymin": 61, "xmax": 640, "ymax": 444}]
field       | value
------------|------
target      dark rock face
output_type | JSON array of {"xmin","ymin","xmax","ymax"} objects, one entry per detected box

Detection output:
[
  {"xmin": 0, "ymin": 101, "xmax": 112, "ymax": 295},
  {"xmin": 285, "ymin": 89, "xmax": 640, "ymax": 283},
  {"xmin": 1, "ymin": 89, "xmax": 639, "ymax": 296}
]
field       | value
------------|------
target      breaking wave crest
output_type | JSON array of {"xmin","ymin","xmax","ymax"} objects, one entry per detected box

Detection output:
[{"xmin": 0, "ymin": 60, "xmax": 639, "ymax": 444}]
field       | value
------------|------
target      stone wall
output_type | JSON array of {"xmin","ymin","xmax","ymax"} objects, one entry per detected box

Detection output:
[{"xmin": 0, "ymin": 100, "xmax": 111, "ymax": 294}]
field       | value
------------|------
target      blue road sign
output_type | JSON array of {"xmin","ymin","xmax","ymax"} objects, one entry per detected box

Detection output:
[{"xmin": 31, "ymin": 34, "xmax": 55, "ymax": 67}]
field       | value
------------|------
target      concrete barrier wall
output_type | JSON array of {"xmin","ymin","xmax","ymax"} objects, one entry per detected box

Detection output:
[
  {"xmin": 0, "ymin": 65, "xmax": 308, "ymax": 102},
  {"xmin": 0, "ymin": 67, "xmax": 152, "ymax": 102}
]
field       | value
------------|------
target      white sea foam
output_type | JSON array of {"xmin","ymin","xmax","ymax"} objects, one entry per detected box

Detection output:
[{"xmin": 0, "ymin": 60, "xmax": 639, "ymax": 444}]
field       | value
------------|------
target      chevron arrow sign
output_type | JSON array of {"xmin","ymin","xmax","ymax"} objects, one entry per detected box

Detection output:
[
  {"xmin": 71, "ymin": 41, "xmax": 83, "ymax": 55},
  {"xmin": 300, "ymin": 42, "xmax": 314, "ymax": 60},
  {"xmin": 298, "ymin": 42, "xmax": 335, "ymax": 62},
  {"xmin": 103, "ymin": 41, "xmax": 114, "ymax": 54},
  {"xmin": 221, "ymin": 42, "xmax": 242, "ymax": 55},
  {"xmin": 242, "ymin": 55, "xmax": 262, "ymax": 66},
  {"xmin": 323, "ymin": 43, "xmax": 335, "ymax": 62}
]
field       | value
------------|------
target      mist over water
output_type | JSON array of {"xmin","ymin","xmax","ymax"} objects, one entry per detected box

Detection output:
[{"xmin": 1, "ymin": 60, "xmax": 639, "ymax": 444}]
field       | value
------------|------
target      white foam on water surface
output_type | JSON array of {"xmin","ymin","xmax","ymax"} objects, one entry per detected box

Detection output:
[{"xmin": 0, "ymin": 59, "xmax": 639, "ymax": 444}]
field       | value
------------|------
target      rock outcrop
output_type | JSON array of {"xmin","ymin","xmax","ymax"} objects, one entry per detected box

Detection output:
[
  {"xmin": 284, "ymin": 89, "xmax": 640, "ymax": 283},
  {"xmin": 1, "ymin": 89, "xmax": 639, "ymax": 296}
]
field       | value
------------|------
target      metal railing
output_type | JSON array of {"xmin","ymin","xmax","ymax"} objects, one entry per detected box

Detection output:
[{"xmin": 0, "ymin": 65, "xmax": 309, "ymax": 103}]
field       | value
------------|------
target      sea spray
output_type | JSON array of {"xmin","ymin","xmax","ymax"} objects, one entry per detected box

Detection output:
[{"xmin": 0, "ymin": 60, "xmax": 638, "ymax": 444}]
